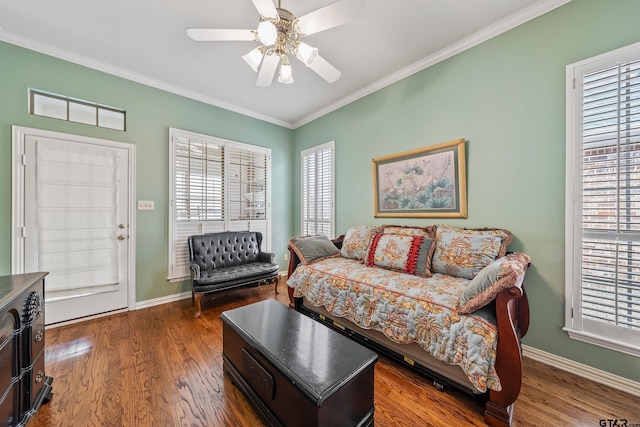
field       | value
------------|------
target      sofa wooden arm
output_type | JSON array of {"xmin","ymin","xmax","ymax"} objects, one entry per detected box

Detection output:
[
  {"xmin": 286, "ymin": 235, "xmax": 344, "ymax": 308},
  {"xmin": 484, "ymin": 270, "xmax": 529, "ymax": 427}
]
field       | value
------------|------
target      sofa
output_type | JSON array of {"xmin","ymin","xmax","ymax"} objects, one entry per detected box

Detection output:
[
  {"xmin": 188, "ymin": 231, "xmax": 279, "ymax": 318},
  {"xmin": 286, "ymin": 225, "xmax": 530, "ymax": 427}
]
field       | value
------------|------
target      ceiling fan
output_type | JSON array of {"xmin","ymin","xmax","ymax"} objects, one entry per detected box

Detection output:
[{"xmin": 186, "ymin": 0, "xmax": 364, "ymax": 87}]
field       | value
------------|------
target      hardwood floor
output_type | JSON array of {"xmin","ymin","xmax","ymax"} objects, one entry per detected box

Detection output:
[{"xmin": 30, "ymin": 284, "xmax": 640, "ymax": 427}]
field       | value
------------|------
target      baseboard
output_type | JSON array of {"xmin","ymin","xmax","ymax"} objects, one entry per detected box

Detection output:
[
  {"xmin": 135, "ymin": 274, "xmax": 287, "ymax": 310},
  {"xmin": 135, "ymin": 290, "xmax": 192, "ymax": 310},
  {"xmin": 522, "ymin": 345, "xmax": 640, "ymax": 397}
]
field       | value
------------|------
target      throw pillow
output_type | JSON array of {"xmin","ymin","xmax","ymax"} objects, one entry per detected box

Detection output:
[
  {"xmin": 366, "ymin": 233, "xmax": 434, "ymax": 277},
  {"xmin": 340, "ymin": 225, "xmax": 381, "ymax": 261},
  {"xmin": 382, "ymin": 225, "xmax": 435, "ymax": 237},
  {"xmin": 458, "ymin": 252, "xmax": 530, "ymax": 313},
  {"xmin": 431, "ymin": 225, "xmax": 513, "ymax": 279},
  {"xmin": 289, "ymin": 235, "xmax": 340, "ymax": 265}
]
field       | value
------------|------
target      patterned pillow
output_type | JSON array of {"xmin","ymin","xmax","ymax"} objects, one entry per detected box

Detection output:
[
  {"xmin": 366, "ymin": 233, "xmax": 434, "ymax": 277},
  {"xmin": 431, "ymin": 225, "xmax": 513, "ymax": 279},
  {"xmin": 340, "ymin": 225, "xmax": 381, "ymax": 261},
  {"xmin": 289, "ymin": 235, "xmax": 340, "ymax": 265},
  {"xmin": 458, "ymin": 252, "xmax": 530, "ymax": 313},
  {"xmin": 382, "ymin": 225, "xmax": 435, "ymax": 237}
]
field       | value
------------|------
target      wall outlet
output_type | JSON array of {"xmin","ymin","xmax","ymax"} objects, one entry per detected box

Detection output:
[
  {"xmin": 284, "ymin": 253, "xmax": 289, "ymax": 261},
  {"xmin": 138, "ymin": 200, "xmax": 154, "ymax": 210}
]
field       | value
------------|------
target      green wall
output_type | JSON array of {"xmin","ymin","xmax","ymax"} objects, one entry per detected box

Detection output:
[
  {"xmin": 2, "ymin": 0, "xmax": 640, "ymax": 388},
  {"xmin": 0, "ymin": 41, "xmax": 294, "ymax": 302},
  {"xmin": 293, "ymin": 0, "xmax": 640, "ymax": 382}
]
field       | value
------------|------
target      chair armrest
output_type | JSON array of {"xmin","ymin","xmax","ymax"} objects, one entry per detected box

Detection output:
[
  {"xmin": 190, "ymin": 262, "xmax": 201, "ymax": 280},
  {"xmin": 259, "ymin": 251, "xmax": 275, "ymax": 263}
]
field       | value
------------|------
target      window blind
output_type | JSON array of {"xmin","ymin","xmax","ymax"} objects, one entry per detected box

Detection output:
[
  {"xmin": 227, "ymin": 144, "xmax": 269, "ymax": 250},
  {"xmin": 169, "ymin": 129, "xmax": 271, "ymax": 281},
  {"xmin": 301, "ymin": 142, "xmax": 334, "ymax": 237},
  {"xmin": 580, "ymin": 57, "xmax": 640, "ymax": 331},
  {"xmin": 170, "ymin": 133, "xmax": 225, "ymax": 279}
]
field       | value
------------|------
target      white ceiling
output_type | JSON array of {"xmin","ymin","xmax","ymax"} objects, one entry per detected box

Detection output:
[{"xmin": 0, "ymin": 0, "xmax": 569, "ymax": 128}]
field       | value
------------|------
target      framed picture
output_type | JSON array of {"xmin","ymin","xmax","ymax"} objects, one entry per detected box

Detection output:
[{"xmin": 372, "ymin": 139, "xmax": 467, "ymax": 218}]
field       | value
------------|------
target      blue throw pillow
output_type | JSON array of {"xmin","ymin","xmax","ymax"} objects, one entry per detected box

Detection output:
[{"xmin": 289, "ymin": 235, "xmax": 340, "ymax": 265}]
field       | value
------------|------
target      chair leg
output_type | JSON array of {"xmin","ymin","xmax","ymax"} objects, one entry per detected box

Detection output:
[
  {"xmin": 194, "ymin": 293, "xmax": 204, "ymax": 318},
  {"xmin": 274, "ymin": 274, "xmax": 280, "ymax": 295}
]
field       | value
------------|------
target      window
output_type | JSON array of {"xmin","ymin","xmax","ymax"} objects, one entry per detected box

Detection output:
[
  {"xmin": 168, "ymin": 129, "xmax": 270, "ymax": 281},
  {"xmin": 301, "ymin": 141, "xmax": 335, "ymax": 237},
  {"xmin": 565, "ymin": 41, "xmax": 640, "ymax": 356},
  {"xmin": 29, "ymin": 89, "xmax": 126, "ymax": 131}
]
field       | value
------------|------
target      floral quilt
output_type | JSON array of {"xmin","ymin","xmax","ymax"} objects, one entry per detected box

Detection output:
[{"xmin": 287, "ymin": 256, "xmax": 502, "ymax": 392}]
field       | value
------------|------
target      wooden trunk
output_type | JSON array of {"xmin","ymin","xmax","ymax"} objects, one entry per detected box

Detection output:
[{"xmin": 221, "ymin": 299, "xmax": 377, "ymax": 427}]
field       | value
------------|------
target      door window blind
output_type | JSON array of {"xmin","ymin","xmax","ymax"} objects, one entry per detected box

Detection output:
[
  {"xmin": 36, "ymin": 138, "xmax": 120, "ymax": 299},
  {"xmin": 301, "ymin": 141, "xmax": 334, "ymax": 237}
]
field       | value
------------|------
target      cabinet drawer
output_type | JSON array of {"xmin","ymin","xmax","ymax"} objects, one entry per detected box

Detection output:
[{"xmin": 0, "ymin": 380, "xmax": 19, "ymax": 427}]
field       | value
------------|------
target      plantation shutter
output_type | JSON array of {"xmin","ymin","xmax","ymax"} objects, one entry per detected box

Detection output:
[
  {"xmin": 567, "ymin": 45, "xmax": 640, "ymax": 355},
  {"xmin": 227, "ymin": 143, "xmax": 270, "ymax": 251},
  {"xmin": 301, "ymin": 141, "xmax": 334, "ymax": 237},
  {"xmin": 169, "ymin": 129, "xmax": 272, "ymax": 281},
  {"xmin": 169, "ymin": 131, "xmax": 225, "ymax": 280},
  {"xmin": 580, "ymin": 57, "xmax": 640, "ymax": 332}
]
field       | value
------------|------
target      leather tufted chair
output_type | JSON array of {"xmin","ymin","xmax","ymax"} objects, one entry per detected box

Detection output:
[{"xmin": 188, "ymin": 231, "xmax": 279, "ymax": 318}]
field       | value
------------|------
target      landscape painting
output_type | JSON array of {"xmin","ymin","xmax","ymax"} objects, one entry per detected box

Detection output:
[{"xmin": 372, "ymin": 139, "xmax": 467, "ymax": 218}]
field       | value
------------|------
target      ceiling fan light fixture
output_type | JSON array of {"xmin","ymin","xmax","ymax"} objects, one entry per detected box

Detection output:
[
  {"xmin": 296, "ymin": 42, "xmax": 318, "ymax": 66},
  {"xmin": 256, "ymin": 20, "xmax": 277, "ymax": 45},
  {"xmin": 278, "ymin": 56, "xmax": 294, "ymax": 84},
  {"xmin": 242, "ymin": 46, "xmax": 264, "ymax": 72}
]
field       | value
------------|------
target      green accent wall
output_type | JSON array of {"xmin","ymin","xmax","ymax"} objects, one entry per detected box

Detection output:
[
  {"xmin": 0, "ymin": 41, "xmax": 294, "ymax": 302},
  {"xmin": 293, "ymin": 0, "xmax": 640, "ymax": 382},
  {"xmin": 1, "ymin": 0, "xmax": 639, "ymax": 387}
]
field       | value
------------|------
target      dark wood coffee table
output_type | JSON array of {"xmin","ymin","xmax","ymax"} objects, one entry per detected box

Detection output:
[{"xmin": 221, "ymin": 299, "xmax": 378, "ymax": 427}]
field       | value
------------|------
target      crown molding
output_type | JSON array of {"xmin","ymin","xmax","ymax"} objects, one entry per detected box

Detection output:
[
  {"xmin": 0, "ymin": 32, "xmax": 294, "ymax": 129},
  {"xmin": 293, "ymin": 0, "xmax": 573, "ymax": 128},
  {"xmin": 1, "ymin": 0, "xmax": 571, "ymax": 130}
]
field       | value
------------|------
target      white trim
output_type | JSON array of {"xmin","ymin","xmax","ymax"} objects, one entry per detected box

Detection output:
[
  {"xmin": 135, "ymin": 290, "xmax": 192, "ymax": 310},
  {"xmin": 563, "ymin": 328, "xmax": 640, "ymax": 358},
  {"xmin": 293, "ymin": 0, "xmax": 573, "ymax": 127},
  {"xmin": 44, "ymin": 307, "xmax": 128, "ymax": 330},
  {"xmin": 0, "ymin": 0, "xmax": 570, "ymax": 130},
  {"xmin": 523, "ymin": 345, "xmax": 640, "ymax": 397},
  {"xmin": 11, "ymin": 126, "xmax": 137, "ymax": 313}
]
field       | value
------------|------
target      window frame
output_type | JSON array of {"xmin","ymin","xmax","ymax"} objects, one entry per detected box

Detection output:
[
  {"xmin": 564, "ymin": 41, "xmax": 640, "ymax": 357},
  {"xmin": 300, "ymin": 141, "xmax": 335, "ymax": 238},
  {"xmin": 168, "ymin": 128, "xmax": 271, "ymax": 282}
]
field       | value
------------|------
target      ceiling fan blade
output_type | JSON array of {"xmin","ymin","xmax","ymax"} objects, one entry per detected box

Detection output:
[
  {"xmin": 256, "ymin": 53, "xmax": 280, "ymax": 87},
  {"xmin": 187, "ymin": 28, "xmax": 256, "ymax": 41},
  {"xmin": 251, "ymin": 0, "xmax": 279, "ymax": 19},
  {"xmin": 308, "ymin": 55, "xmax": 341, "ymax": 83},
  {"xmin": 296, "ymin": 0, "xmax": 364, "ymax": 36}
]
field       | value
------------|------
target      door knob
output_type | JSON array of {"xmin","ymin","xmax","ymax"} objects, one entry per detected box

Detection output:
[{"xmin": 117, "ymin": 235, "xmax": 126, "ymax": 240}]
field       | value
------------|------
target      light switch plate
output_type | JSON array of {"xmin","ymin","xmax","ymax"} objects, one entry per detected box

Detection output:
[{"xmin": 138, "ymin": 200, "xmax": 154, "ymax": 210}]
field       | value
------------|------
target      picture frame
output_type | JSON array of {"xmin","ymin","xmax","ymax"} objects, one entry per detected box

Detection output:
[{"xmin": 372, "ymin": 139, "xmax": 467, "ymax": 218}]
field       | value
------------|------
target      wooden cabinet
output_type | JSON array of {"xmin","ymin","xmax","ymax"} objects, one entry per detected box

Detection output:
[{"xmin": 0, "ymin": 273, "xmax": 53, "ymax": 426}]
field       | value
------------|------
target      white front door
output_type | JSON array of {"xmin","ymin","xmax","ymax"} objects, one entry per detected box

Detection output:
[{"xmin": 17, "ymin": 130, "xmax": 133, "ymax": 325}]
